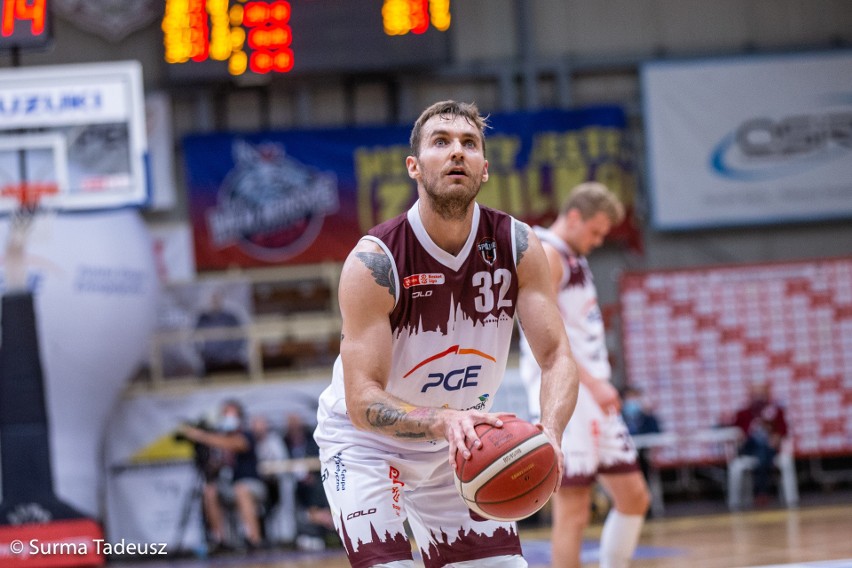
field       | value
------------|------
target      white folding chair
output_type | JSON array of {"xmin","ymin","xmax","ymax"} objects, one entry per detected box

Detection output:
[{"xmin": 727, "ymin": 437, "xmax": 798, "ymax": 510}]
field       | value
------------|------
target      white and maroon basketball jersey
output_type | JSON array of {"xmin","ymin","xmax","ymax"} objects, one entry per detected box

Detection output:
[
  {"xmin": 317, "ymin": 201, "xmax": 520, "ymax": 453},
  {"xmin": 518, "ymin": 227, "xmax": 610, "ymax": 418}
]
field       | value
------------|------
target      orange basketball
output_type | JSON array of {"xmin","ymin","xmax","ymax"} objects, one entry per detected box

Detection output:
[{"xmin": 454, "ymin": 415, "xmax": 559, "ymax": 522}]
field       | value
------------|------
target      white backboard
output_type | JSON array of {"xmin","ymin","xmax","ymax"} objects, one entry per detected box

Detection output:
[{"xmin": 0, "ymin": 60, "xmax": 149, "ymax": 212}]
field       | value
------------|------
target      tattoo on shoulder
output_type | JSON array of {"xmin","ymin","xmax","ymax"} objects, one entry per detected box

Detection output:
[
  {"xmin": 514, "ymin": 220, "xmax": 529, "ymax": 264},
  {"xmin": 356, "ymin": 252, "xmax": 396, "ymax": 297}
]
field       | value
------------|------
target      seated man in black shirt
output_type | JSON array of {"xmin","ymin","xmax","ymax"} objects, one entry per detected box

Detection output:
[
  {"xmin": 179, "ymin": 399, "xmax": 266, "ymax": 549},
  {"xmin": 194, "ymin": 290, "xmax": 248, "ymax": 375}
]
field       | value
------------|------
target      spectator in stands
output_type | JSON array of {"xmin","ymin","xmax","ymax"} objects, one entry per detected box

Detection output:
[
  {"xmin": 251, "ymin": 415, "xmax": 286, "ymax": 463},
  {"xmin": 621, "ymin": 386, "xmax": 662, "ymax": 487},
  {"xmin": 250, "ymin": 415, "xmax": 287, "ymax": 505},
  {"xmin": 179, "ymin": 400, "xmax": 266, "ymax": 550},
  {"xmin": 194, "ymin": 289, "xmax": 247, "ymax": 375},
  {"xmin": 622, "ymin": 386, "xmax": 661, "ymax": 437},
  {"xmin": 250, "ymin": 415, "xmax": 297, "ymax": 543},
  {"xmin": 733, "ymin": 382, "xmax": 789, "ymax": 505},
  {"xmin": 282, "ymin": 413, "xmax": 333, "ymax": 549}
]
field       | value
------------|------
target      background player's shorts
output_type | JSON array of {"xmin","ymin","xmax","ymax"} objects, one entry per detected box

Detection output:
[
  {"xmin": 562, "ymin": 382, "xmax": 640, "ymax": 485},
  {"xmin": 318, "ymin": 427, "xmax": 526, "ymax": 568}
]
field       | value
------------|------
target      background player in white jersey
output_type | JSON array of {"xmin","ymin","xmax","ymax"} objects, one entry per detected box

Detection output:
[
  {"xmin": 314, "ymin": 100, "xmax": 580, "ymax": 568},
  {"xmin": 518, "ymin": 182, "xmax": 650, "ymax": 568}
]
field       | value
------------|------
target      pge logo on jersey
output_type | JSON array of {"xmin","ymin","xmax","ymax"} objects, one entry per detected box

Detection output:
[{"xmin": 403, "ymin": 344, "xmax": 496, "ymax": 392}]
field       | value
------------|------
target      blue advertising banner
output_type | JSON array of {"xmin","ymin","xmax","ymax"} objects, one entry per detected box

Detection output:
[{"xmin": 183, "ymin": 106, "xmax": 637, "ymax": 269}]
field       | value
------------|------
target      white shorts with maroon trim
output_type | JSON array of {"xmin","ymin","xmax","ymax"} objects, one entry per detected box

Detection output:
[
  {"xmin": 562, "ymin": 382, "xmax": 640, "ymax": 485},
  {"xmin": 317, "ymin": 419, "xmax": 526, "ymax": 568}
]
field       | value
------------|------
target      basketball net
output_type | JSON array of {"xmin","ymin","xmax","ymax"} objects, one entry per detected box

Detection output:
[{"xmin": 2, "ymin": 182, "xmax": 58, "ymax": 292}]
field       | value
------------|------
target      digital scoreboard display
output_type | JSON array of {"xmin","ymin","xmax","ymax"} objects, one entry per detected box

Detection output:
[
  {"xmin": 163, "ymin": 0, "xmax": 452, "ymax": 81},
  {"xmin": 0, "ymin": 0, "xmax": 51, "ymax": 51}
]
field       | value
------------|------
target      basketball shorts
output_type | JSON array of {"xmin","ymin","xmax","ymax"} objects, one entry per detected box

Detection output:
[
  {"xmin": 318, "ymin": 433, "xmax": 526, "ymax": 568},
  {"xmin": 562, "ymin": 382, "xmax": 640, "ymax": 485},
  {"xmin": 218, "ymin": 476, "xmax": 268, "ymax": 505}
]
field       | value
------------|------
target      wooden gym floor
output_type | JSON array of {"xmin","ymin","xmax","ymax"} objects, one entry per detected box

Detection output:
[{"xmin": 120, "ymin": 499, "xmax": 852, "ymax": 567}]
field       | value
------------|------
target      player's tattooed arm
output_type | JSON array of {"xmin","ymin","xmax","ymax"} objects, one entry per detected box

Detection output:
[
  {"xmin": 364, "ymin": 402, "xmax": 438, "ymax": 439},
  {"xmin": 514, "ymin": 220, "xmax": 530, "ymax": 264},
  {"xmin": 355, "ymin": 252, "xmax": 396, "ymax": 297}
]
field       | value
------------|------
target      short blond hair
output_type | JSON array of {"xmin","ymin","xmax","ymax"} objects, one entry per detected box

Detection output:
[
  {"xmin": 561, "ymin": 182, "xmax": 625, "ymax": 225},
  {"xmin": 409, "ymin": 100, "xmax": 489, "ymax": 157}
]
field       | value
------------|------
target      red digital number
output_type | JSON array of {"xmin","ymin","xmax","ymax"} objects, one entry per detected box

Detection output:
[
  {"xmin": 409, "ymin": 0, "xmax": 429, "ymax": 34},
  {"xmin": 188, "ymin": 0, "xmax": 209, "ymax": 62},
  {"xmin": 244, "ymin": 1, "xmax": 293, "ymax": 74},
  {"xmin": 1, "ymin": 0, "xmax": 46, "ymax": 37}
]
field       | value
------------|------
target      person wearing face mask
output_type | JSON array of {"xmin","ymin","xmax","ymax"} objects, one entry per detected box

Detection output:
[
  {"xmin": 179, "ymin": 399, "xmax": 267, "ymax": 550},
  {"xmin": 621, "ymin": 386, "xmax": 661, "ymax": 438},
  {"xmin": 621, "ymin": 386, "xmax": 662, "ymax": 488}
]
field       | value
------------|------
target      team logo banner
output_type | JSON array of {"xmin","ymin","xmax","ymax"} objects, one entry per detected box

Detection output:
[
  {"xmin": 642, "ymin": 50, "xmax": 852, "ymax": 230},
  {"xmin": 184, "ymin": 106, "xmax": 636, "ymax": 270}
]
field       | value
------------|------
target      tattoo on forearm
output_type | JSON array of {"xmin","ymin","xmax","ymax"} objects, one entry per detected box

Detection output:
[
  {"xmin": 356, "ymin": 252, "xmax": 396, "ymax": 297},
  {"xmin": 395, "ymin": 431, "xmax": 427, "ymax": 439},
  {"xmin": 366, "ymin": 403, "xmax": 404, "ymax": 427},
  {"xmin": 365, "ymin": 403, "xmax": 436, "ymax": 439},
  {"xmin": 514, "ymin": 221, "xmax": 529, "ymax": 264}
]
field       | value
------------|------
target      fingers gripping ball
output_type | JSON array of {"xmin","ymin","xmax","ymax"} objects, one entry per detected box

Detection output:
[{"xmin": 454, "ymin": 415, "xmax": 559, "ymax": 522}]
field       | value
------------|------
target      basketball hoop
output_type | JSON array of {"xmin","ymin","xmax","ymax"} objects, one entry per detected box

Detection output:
[
  {"xmin": 2, "ymin": 182, "xmax": 58, "ymax": 212},
  {"xmin": 2, "ymin": 182, "xmax": 59, "ymax": 292}
]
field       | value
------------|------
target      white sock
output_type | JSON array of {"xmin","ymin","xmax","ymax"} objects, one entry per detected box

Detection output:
[{"xmin": 599, "ymin": 510, "xmax": 644, "ymax": 568}]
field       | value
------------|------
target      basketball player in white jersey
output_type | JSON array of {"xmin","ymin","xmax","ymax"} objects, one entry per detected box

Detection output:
[
  {"xmin": 518, "ymin": 182, "xmax": 650, "ymax": 568},
  {"xmin": 315, "ymin": 101, "xmax": 580, "ymax": 568}
]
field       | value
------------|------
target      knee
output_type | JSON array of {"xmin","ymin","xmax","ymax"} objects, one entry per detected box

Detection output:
[
  {"xmin": 232, "ymin": 484, "xmax": 256, "ymax": 509},
  {"xmin": 554, "ymin": 498, "xmax": 592, "ymax": 532},
  {"xmin": 613, "ymin": 480, "xmax": 651, "ymax": 516},
  {"xmin": 634, "ymin": 484, "xmax": 652, "ymax": 514},
  {"xmin": 203, "ymin": 484, "xmax": 219, "ymax": 503},
  {"xmin": 234, "ymin": 482, "xmax": 257, "ymax": 501},
  {"xmin": 568, "ymin": 508, "xmax": 592, "ymax": 532}
]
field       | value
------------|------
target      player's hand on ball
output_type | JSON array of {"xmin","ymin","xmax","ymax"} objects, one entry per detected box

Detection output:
[
  {"xmin": 454, "ymin": 415, "xmax": 559, "ymax": 521},
  {"xmin": 442, "ymin": 410, "xmax": 513, "ymax": 468}
]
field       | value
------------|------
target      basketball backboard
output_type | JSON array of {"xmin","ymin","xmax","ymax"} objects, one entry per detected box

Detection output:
[{"xmin": 0, "ymin": 60, "xmax": 149, "ymax": 213}]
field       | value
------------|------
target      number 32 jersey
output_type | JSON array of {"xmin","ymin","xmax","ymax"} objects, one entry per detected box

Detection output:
[{"xmin": 317, "ymin": 201, "xmax": 520, "ymax": 453}]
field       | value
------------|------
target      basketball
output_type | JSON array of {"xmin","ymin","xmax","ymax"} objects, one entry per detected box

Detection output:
[{"xmin": 454, "ymin": 415, "xmax": 559, "ymax": 522}]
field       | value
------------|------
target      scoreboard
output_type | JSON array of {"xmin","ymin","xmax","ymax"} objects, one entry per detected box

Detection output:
[
  {"xmin": 0, "ymin": 0, "xmax": 51, "ymax": 50},
  {"xmin": 162, "ymin": 0, "xmax": 452, "ymax": 80}
]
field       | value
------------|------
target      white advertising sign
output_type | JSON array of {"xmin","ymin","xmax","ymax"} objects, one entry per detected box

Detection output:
[
  {"xmin": 642, "ymin": 51, "xmax": 852, "ymax": 229},
  {"xmin": 0, "ymin": 61, "xmax": 149, "ymax": 211}
]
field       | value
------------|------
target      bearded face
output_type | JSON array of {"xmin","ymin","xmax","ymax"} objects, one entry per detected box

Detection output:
[
  {"xmin": 407, "ymin": 115, "xmax": 489, "ymax": 221},
  {"xmin": 418, "ymin": 158, "xmax": 484, "ymax": 220}
]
